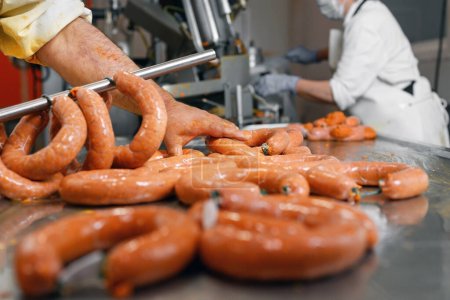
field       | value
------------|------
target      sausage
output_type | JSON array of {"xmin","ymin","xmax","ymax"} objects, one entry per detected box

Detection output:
[
  {"xmin": 59, "ymin": 168, "xmax": 182, "ymax": 206},
  {"xmin": 379, "ymin": 167, "xmax": 429, "ymax": 199},
  {"xmin": 142, "ymin": 150, "xmax": 204, "ymax": 171},
  {"xmin": 306, "ymin": 162, "xmax": 361, "ymax": 201},
  {"xmin": 345, "ymin": 116, "xmax": 360, "ymax": 127},
  {"xmin": 189, "ymin": 196, "xmax": 375, "ymax": 281},
  {"xmin": 330, "ymin": 125, "xmax": 353, "ymax": 139},
  {"xmin": 207, "ymin": 138, "xmax": 261, "ymax": 156},
  {"xmin": 282, "ymin": 129, "xmax": 304, "ymax": 153},
  {"xmin": 242, "ymin": 129, "xmax": 292, "ymax": 156},
  {"xmin": 325, "ymin": 111, "xmax": 346, "ymax": 126},
  {"xmin": 261, "ymin": 129, "xmax": 290, "ymax": 155},
  {"xmin": 0, "ymin": 123, "xmax": 6, "ymax": 151},
  {"xmin": 175, "ymin": 167, "xmax": 310, "ymax": 205},
  {"xmin": 71, "ymin": 87, "xmax": 115, "ymax": 170},
  {"xmin": 282, "ymin": 146, "xmax": 311, "ymax": 155},
  {"xmin": 0, "ymin": 158, "xmax": 62, "ymax": 200},
  {"xmin": 306, "ymin": 161, "xmax": 429, "ymax": 200},
  {"xmin": 3, "ymin": 112, "xmax": 49, "ymax": 164},
  {"xmin": 2, "ymin": 96, "xmax": 87, "ymax": 180},
  {"xmin": 112, "ymin": 71, "xmax": 167, "ymax": 168},
  {"xmin": 313, "ymin": 117, "xmax": 327, "ymax": 127},
  {"xmin": 15, "ymin": 206, "xmax": 199, "ymax": 297},
  {"xmin": 307, "ymin": 127, "xmax": 332, "ymax": 141}
]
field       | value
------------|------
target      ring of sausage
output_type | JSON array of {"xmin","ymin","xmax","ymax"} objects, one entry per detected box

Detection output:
[{"xmin": 15, "ymin": 206, "xmax": 199, "ymax": 298}]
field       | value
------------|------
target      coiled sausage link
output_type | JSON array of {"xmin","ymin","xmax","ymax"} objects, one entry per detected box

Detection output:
[
  {"xmin": 189, "ymin": 196, "xmax": 375, "ymax": 281},
  {"xmin": 15, "ymin": 206, "xmax": 199, "ymax": 298},
  {"xmin": 306, "ymin": 161, "xmax": 429, "ymax": 200},
  {"xmin": 71, "ymin": 87, "xmax": 115, "ymax": 170},
  {"xmin": 0, "ymin": 158, "xmax": 62, "ymax": 200},
  {"xmin": 176, "ymin": 167, "xmax": 309, "ymax": 205},
  {"xmin": 112, "ymin": 71, "xmax": 167, "ymax": 168},
  {"xmin": 2, "ymin": 96, "xmax": 87, "ymax": 180}
]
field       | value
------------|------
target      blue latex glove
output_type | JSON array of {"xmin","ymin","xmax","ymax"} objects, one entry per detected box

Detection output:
[
  {"xmin": 254, "ymin": 74, "xmax": 300, "ymax": 97},
  {"xmin": 285, "ymin": 45, "xmax": 318, "ymax": 64}
]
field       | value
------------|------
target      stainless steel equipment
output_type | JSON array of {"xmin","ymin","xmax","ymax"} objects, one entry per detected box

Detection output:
[
  {"xmin": 1, "ymin": 137, "xmax": 449, "ymax": 299},
  {"xmin": 123, "ymin": 0, "xmax": 293, "ymax": 127},
  {"xmin": 0, "ymin": 50, "xmax": 217, "ymax": 123}
]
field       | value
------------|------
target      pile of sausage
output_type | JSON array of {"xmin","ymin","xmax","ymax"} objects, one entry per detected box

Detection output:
[
  {"xmin": 293, "ymin": 111, "xmax": 377, "ymax": 141},
  {"xmin": 7, "ymin": 71, "xmax": 429, "ymax": 298}
]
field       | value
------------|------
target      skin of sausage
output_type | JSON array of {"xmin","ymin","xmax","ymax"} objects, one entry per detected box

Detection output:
[
  {"xmin": 282, "ymin": 129, "xmax": 304, "ymax": 153},
  {"xmin": 325, "ymin": 111, "xmax": 346, "ymax": 126},
  {"xmin": 142, "ymin": 150, "xmax": 205, "ymax": 172},
  {"xmin": 345, "ymin": 116, "xmax": 360, "ymax": 127},
  {"xmin": 175, "ymin": 167, "xmax": 309, "ymax": 205},
  {"xmin": 313, "ymin": 117, "xmax": 327, "ymax": 128},
  {"xmin": 72, "ymin": 87, "xmax": 115, "ymax": 170},
  {"xmin": 380, "ymin": 167, "xmax": 429, "ymax": 199},
  {"xmin": 341, "ymin": 161, "xmax": 409, "ymax": 186},
  {"xmin": 3, "ymin": 112, "xmax": 49, "ymax": 160},
  {"xmin": 207, "ymin": 137, "xmax": 261, "ymax": 156},
  {"xmin": 3, "ymin": 97, "xmax": 87, "ymax": 180},
  {"xmin": 330, "ymin": 125, "xmax": 353, "ymax": 139},
  {"xmin": 0, "ymin": 158, "xmax": 62, "ymax": 200},
  {"xmin": 112, "ymin": 71, "xmax": 168, "ymax": 168},
  {"xmin": 261, "ymin": 129, "xmax": 290, "ymax": 155},
  {"xmin": 15, "ymin": 207, "xmax": 200, "ymax": 298},
  {"xmin": 190, "ymin": 196, "xmax": 371, "ymax": 281},
  {"xmin": 242, "ymin": 129, "xmax": 273, "ymax": 147},
  {"xmin": 282, "ymin": 146, "xmax": 312, "ymax": 155},
  {"xmin": 306, "ymin": 162, "xmax": 360, "ymax": 201},
  {"xmin": 363, "ymin": 126, "xmax": 377, "ymax": 140},
  {"xmin": 242, "ymin": 129, "xmax": 291, "ymax": 156},
  {"xmin": 307, "ymin": 127, "xmax": 332, "ymax": 141},
  {"xmin": 59, "ymin": 168, "xmax": 182, "ymax": 205}
]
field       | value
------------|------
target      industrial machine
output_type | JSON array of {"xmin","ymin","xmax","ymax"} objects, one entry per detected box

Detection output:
[{"xmin": 122, "ymin": 0, "xmax": 296, "ymax": 127}]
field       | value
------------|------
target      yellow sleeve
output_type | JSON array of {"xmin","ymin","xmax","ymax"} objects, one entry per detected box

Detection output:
[{"xmin": 0, "ymin": 0, "xmax": 92, "ymax": 63}]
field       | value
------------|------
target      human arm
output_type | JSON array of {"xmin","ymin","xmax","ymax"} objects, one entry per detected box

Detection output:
[
  {"xmin": 285, "ymin": 46, "xmax": 329, "ymax": 64},
  {"xmin": 255, "ymin": 74, "xmax": 334, "ymax": 105}
]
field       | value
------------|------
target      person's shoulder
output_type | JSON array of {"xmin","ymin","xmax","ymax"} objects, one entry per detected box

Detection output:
[{"xmin": 348, "ymin": 1, "xmax": 394, "ymax": 32}]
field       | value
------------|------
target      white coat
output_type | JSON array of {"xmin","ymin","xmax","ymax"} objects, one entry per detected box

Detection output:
[{"xmin": 329, "ymin": 0, "xmax": 450, "ymax": 147}]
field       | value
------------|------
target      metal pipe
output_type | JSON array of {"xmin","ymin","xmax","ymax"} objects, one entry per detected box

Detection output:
[{"xmin": 0, "ymin": 49, "xmax": 217, "ymax": 122}]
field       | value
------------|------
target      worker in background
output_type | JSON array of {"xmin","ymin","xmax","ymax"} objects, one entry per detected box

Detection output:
[
  {"xmin": 0, "ymin": 0, "xmax": 247, "ymax": 155},
  {"xmin": 256, "ymin": 0, "xmax": 450, "ymax": 147}
]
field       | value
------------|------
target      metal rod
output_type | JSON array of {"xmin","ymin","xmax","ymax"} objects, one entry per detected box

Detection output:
[{"xmin": 0, "ymin": 49, "xmax": 217, "ymax": 122}]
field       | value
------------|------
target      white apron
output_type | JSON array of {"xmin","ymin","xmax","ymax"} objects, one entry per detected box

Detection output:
[{"xmin": 350, "ymin": 77, "xmax": 450, "ymax": 147}]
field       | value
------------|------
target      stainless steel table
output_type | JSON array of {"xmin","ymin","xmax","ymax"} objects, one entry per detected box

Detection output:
[{"xmin": 1, "ymin": 136, "xmax": 449, "ymax": 300}]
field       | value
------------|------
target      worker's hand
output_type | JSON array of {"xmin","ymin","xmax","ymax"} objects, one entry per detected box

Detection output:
[
  {"xmin": 163, "ymin": 99, "xmax": 249, "ymax": 156},
  {"xmin": 254, "ymin": 74, "xmax": 300, "ymax": 97},
  {"xmin": 285, "ymin": 46, "xmax": 318, "ymax": 64}
]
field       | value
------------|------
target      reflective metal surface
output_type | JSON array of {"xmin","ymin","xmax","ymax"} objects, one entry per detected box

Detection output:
[{"xmin": 0, "ymin": 136, "xmax": 449, "ymax": 300}]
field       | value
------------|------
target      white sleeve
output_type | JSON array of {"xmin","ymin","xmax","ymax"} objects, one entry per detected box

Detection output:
[
  {"xmin": 330, "ymin": 21, "xmax": 388, "ymax": 110},
  {"xmin": 0, "ymin": 0, "xmax": 92, "ymax": 62}
]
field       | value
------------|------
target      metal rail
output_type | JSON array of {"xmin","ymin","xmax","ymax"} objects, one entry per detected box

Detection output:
[{"xmin": 0, "ymin": 49, "xmax": 217, "ymax": 122}]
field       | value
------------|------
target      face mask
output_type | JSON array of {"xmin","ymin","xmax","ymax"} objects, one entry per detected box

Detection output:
[{"xmin": 316, "ymin": 0, "xmax": 346, "ymax": 20}]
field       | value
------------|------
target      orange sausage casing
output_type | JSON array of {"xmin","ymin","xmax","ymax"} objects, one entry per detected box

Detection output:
[
  {"xmin": 112, "ymin": 71, "xmax": 167, "ymax": 168},
  {"xmin": 59, "ymin": 168, "xmax": 182, "ymax": 205},
  {"xmin": 72, "ymin": 87, "xmax": 115, "ymax": 170},
  {"xmin": 2, "ymin": 96, "xmax": 87, "ymax": 180},
  {"xmin": 15, "ymin": 206, "xmax": 199, "ymax": 298},
  {"xmin": 0, "ymin": 158, "xmax": 62, "ymax": 200},
  {"xmin": 176, "ymin": 167, "xmax": 309, "ymax": 205},
  {"xmin": 190, "ymin": 195, "xmax": 375, "ymax": 281}
]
